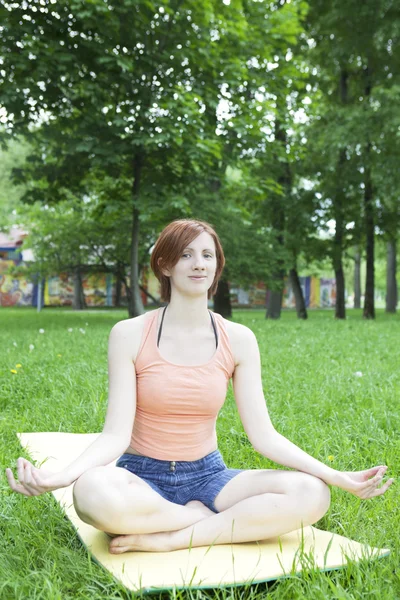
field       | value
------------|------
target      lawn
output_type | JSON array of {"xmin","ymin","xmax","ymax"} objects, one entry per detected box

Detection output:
[{"xmin": 1, "ymin": 307, "xmax": 399, "ymax": 600}]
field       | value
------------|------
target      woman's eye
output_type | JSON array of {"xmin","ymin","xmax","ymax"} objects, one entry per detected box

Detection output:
[{"xmin": 182, "ymin": 253, "xmax": 213, "ymax": 259}]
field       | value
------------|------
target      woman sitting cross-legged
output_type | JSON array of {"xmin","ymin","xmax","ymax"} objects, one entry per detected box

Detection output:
[{"xmin": 6, "ymin": 218, "xmax": 393, "ymax": 554}]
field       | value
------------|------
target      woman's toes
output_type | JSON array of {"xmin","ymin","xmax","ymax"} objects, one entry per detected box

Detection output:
[
  {"xmin": 109, "ymin": 531, "xmax": 173, "ymax": 553},
  {"xmin": 109, "ymin": 535, "xmax": 135, "ymax": 554}
]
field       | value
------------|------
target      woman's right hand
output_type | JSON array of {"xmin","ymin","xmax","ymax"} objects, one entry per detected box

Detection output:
[{"xmin": 6, "ymin": 457, "xmax": 70, "ymax": 496}]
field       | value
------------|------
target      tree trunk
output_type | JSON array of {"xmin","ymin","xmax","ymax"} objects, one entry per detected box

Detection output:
[
  {"xmin": 332, "ymin": 70, "xmax": 348, "ymax": 319},
  {"xmin": 289, "ymin": 268, "xmax": 307, "ymax": 319},
  {"xmin": 334, "ymin": 266, "xmax": 345, "ymax": 319},
  {"xmin": 266, "ymin": 106, "xmax": 288, "ymax": 321},
  {"xmin": 333, "ymin": 149, "xmax": 346, "ymax": 319},
  {"xmin": 386, "ymin": 239, "xmax": 397, "ymax": 313},
  {"xmin": 128, "ymin": 155, "xmax": 145, "ymax": 317},
  {"xmin": 267, "ymin": 289, "xmax": 284, "ymax": 319},
  {"xmin": 72, "ymin": 267, "xmax": 86, "ymax": 310},
  {"xmin": 213, "ymin": 277, "xmax": 232, "ymax": 318},
  {"xmin": 363, "ymin": 157, "xmax": 375, "ymax": 319},
  {"xmin": 354, "ymin": 247, "xmax": 361, "ymax": 309},
  {"xmin": 362, "ymin": 62, "xmax": 375, "ymax": 320},
  {"xmin": 332, "ymin": 209, "xmax": 346, "ymax": 320}
]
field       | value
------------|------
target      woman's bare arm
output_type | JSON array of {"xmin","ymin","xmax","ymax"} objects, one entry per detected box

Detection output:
[
  {"xmin": 6, "ymin": 320, "xmax": 137, "ymax": 496},
  {"xmin": 231, "ymin": 324, "xmax": 393, "ymax": 499}
]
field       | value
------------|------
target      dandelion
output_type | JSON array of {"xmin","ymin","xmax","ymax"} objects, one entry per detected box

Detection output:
[
  {"xmin": 68, "ymin": 328, "xmax": 73, "ymax": 333},
  {"xmin": 39, "ymin": 329, "xmax": 45, "ymax": 334},
  {"xmin": 29, "ymin": 344, "xmax": 35, "ymax": 351},
  {"xmin": 79, "ymin": 328, "xmax": 86, "ymax": 334},
  {"xmin": 10, "ymin": 369, "xmax": 17, "ymax": 374},
  {"xmin": 16, "ymin": 364, "xmax": 22, "ymax": 368},
  {"xmin": 327, "ymin": 455, "xmax": 335, "ymax": 462},
  {"xmin": 354, "ymin": 371, "xmax": 363, "ymax": 378}
]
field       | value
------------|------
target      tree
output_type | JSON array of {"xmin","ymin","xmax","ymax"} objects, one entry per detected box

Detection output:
[
  {"xmin": 306, "ymin": 0, "xmax": 400, "ymax": 320},
  {"xmin": 0, "ymin": 0, "xmax": 250, "ymax": 316}
]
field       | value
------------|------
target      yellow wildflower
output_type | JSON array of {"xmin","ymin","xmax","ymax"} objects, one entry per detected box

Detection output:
[
  {"xmin": 10, "ymin": 369, "xmax": 17, "ymax": 374},
  {"xmin": 57, "ymin": 354, "xmax": 62, "ymax": 358},
  {"xmin": 16, "ymin": 364, "xmax": 22, "ymax": 368},
  {"xmin": 327, "ymin": 455, "xmax": 334, "ymax": 462}
]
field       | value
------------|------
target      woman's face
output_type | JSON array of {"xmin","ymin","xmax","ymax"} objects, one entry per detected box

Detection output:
[{"xmin": 165, "ymin": 231, "xmax": 217, "ymax": 298}]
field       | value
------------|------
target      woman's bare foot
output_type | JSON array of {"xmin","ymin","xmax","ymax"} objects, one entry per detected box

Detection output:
[
  {"xmin": 109, "ymin": 500, "xmax": 214, "ymax": 554},
  {"xmin": 109, "ymin": 531, "xmax": 172, "ymax": 553}
]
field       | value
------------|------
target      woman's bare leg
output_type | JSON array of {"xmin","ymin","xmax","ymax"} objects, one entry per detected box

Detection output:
[
  {"xmin": 109, "ymin": 470, "xmax": 331, "ymax": 553},
  {"xmin": 73, "ymin": 466, "xmax": 213, "ymax": 535}
]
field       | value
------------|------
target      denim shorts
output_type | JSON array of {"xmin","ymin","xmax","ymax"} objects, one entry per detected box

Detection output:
[{"xmin": 116, "ymin": 450, "xmax": 243, "ymax": 513}]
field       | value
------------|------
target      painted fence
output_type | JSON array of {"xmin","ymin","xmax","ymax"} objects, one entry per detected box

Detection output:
[{"xmin": 0, "ymin": 260, "xmax": 337, "ymax": 309}]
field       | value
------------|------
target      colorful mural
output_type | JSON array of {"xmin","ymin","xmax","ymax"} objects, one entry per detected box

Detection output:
[
  {"xmin": 0, "ymin": 252, "xmax": 338, "ymax": 310},
  {"xmin": 320, "ymin": 278, "xmax": 337, "ymax": 308},
  {"xmin": 44, "ymin": 272, "xmax": 116, "ymax": 307},
  {"xmin": 0, "ymin": 227, "xmax": 352, "ymax": 311},
  {"xmin": 281, "ymin": 276, "xmax": 335, "ymax": 309},
  {"xmin": 0, "ymin": 260, "xmax": 34, "ymax": 307}
]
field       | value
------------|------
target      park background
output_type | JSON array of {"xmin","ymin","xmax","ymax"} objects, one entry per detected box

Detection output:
[
  {"xmin": 0, "ymin": 0, "xmax": 399, "ymax": 320},
  {"xmin": 1, "ymin": 1, "xmax": 400, "ymax": 599}
]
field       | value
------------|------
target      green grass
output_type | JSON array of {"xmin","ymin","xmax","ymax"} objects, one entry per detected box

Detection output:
[{"xmin": 1, "ymin": 307, "xmax": 399, "ymax": 599}]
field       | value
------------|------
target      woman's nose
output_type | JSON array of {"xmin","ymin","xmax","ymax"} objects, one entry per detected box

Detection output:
[{"xmin": 193, "ymin": 255, "xmax": 206, "ymax": 268}]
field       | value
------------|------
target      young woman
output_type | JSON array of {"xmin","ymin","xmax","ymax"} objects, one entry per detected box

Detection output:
[{"xmin": 6, "ymin": 219, "xmax": 393, "ymax": 554}]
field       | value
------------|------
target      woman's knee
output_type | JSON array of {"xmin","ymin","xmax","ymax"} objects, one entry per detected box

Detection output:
[
  {"xmin": 294, "ymin": 473, "xmax": 331, "ymax": 523},
  {"xmin": 73, "ymin": 467, "xmax": 123, "ymax": 527},
  {"xmin": 73, "ymin": 466, "xmax": 161, "ymax": 530}
]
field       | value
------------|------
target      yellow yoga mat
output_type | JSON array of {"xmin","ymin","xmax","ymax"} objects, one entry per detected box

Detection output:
[{"xmin": 17, "ymin": 432, "xmax": 389, "ymax": 593}]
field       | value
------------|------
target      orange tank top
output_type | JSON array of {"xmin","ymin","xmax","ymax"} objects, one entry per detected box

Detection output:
[{"xmin": 130, "ymin": 307, "xmax": 235, "ymax": 460}]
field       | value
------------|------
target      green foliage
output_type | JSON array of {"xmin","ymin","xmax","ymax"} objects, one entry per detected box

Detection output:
[
  {"xmin": 0, "ymin": 136, "xmax": 30, "ymax": 231},
  {"xmin": 305, "ymin": 0, "xmax": 400, "ymax": 255},
  {"xmin": 0, "ymin": 0, "xmax": 398, "ymax": 312}
]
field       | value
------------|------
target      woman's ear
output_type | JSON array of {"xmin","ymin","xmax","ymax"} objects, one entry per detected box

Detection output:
[{"xmin": 158, "ymin": 257, "xmax": 170, "ymax": 277}]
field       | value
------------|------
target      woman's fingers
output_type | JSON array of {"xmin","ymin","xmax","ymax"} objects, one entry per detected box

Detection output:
[
  {"xmin": 19, "ymin": 462, "xmax": 37, "ymax": 495},
  {"xmin": 371, "ymin": 478, "xmax": 394, "ymax": 497},
  {"xmin": 24, "ymin": 461, "xmax": 48, "ymax": 495},
  {"xmin": 364, "ymin": 467, "xmax": 385, "ymax": 487},
  {"xmin": 16, "ymin": 457, "xmax": 25, "ymax": 485},
  {"xmin": 359, "ymin": 475, "xmax": 394, "ymax": 499},
  {"xmin": 23, "ymin": 460, "xmax": 34, "ymax": 486},
  {"xmin": 5, "ymin": 468, "xmax": 32, "ymax": 496},
  {"xmin": 21, "ymin": 460, "xmax": 39, "ymax": 495},
  {"xmin": 7, "ymin": 458, "xmax": 45, "ymax": 496},
  {"xmin": 360, "ymin": 465, "xmax": 387, "ymax": 481},
  {"xmin": 355, "ymin": 470, "xmax": 383, "ymax": 492},
  {"xmin": 347, "ymin": 466, "xmax": 393, "ymax": 498}
]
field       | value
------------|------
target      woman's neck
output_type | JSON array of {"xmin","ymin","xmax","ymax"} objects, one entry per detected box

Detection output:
[{"xmin": 163, "ymin": 298, "xmax": 211, "ymax": 331}]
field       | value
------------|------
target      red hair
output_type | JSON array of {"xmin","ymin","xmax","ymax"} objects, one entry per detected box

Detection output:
[{"xmin": 150, "ymin": 219, "xmax": 225, "ymax": 302}]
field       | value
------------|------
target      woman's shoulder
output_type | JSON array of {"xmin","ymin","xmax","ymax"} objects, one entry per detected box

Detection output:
[
  {"xmin": 111, "ymin": 310, "xmax": 150, "ymax": 334},
  {"xmin": 110, "ymin": 309, "xmax": 157, "ymax": 363},
  {"xmin": 216, "ymin": 314, "xmax": 257, "ymax": 367}
]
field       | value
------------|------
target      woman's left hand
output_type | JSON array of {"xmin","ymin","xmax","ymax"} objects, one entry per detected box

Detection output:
[{"xmin": 334, "ymin": 466, "xmax": 394, "ymax": 499}]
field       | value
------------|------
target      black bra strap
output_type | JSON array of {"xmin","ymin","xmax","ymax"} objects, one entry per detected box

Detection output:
[
  {"xmin": 157, "ymin": 305, "xmax": 218, "ymax": 349},
  {"xmin": 209, "ymin": 311, "xmax": 218, "ymax": 349},
  {"xmin": 157, "ymin": 306, "xmax": 168, "ymax": 347}
]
